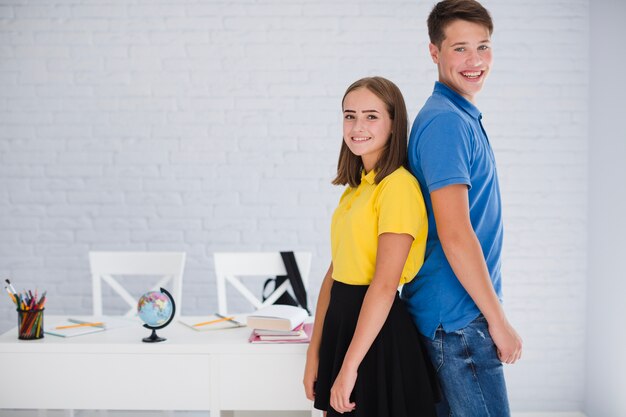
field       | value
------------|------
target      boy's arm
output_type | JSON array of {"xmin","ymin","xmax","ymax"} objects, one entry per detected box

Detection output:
[{"xmin": 431, "ymin": 184, "xmax": 522, "ymax": 364}]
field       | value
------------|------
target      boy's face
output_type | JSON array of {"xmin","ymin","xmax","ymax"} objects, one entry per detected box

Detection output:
[{"xmin": 429, "ymin": 19, "xmax": 492, "ymax": 103}]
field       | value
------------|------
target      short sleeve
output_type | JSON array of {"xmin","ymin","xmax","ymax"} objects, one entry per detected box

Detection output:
[
  {"xmin": 417, "ymin": 113, "xmax": 473, "ymax": 192},
  {"xmin": 376, "ymin": 172, "xmax": 427, "ymax": 238}
]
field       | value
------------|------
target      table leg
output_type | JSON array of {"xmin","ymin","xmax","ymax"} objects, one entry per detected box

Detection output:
[
  {"xmin": 311, "ymin": 407, "xmax": 323, "ymax": 417},
  {"xmin": 210, "ymin": 355, "xmax": 221, "ymax": 417}
]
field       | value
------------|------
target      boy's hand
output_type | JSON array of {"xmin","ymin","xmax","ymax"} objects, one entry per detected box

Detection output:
[{"xmin": 488, "ymin": 319, "xmax": 523, "ymax": 364}]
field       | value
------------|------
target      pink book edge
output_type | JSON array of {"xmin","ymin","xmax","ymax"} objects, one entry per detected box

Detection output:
[{"xmin": 249, "ymin": 322, "xmax": 313, "ymax": 344}]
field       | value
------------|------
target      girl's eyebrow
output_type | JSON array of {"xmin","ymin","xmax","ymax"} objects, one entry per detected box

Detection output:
[{"xmin": 343, "ymin": 109, "xmax": 380, "ymax": 113}]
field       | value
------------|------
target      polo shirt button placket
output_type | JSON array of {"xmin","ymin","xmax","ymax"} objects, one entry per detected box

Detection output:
[
  {"xmin": 347, "ymin": 192, "xmax": 359, "ymax": 210},
  {"xmin": 347, "ymin": 187, "xmax": 362, "ymax": 210}
]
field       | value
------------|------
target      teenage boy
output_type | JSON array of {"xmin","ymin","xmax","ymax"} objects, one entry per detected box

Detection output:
[{"xmin": 401, "ymin": 1, "xmax": 523, "ymax": 416}]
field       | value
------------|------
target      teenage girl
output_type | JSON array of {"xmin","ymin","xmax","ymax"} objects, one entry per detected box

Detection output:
[{"xmin": 303, "ymin": 76, "xmax": 438, "ymax": 417}]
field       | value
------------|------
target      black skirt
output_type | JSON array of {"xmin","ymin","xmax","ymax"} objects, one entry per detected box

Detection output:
[{"xmin": 314, "ymin": 280, "xmax": 438, "ymax": 417}]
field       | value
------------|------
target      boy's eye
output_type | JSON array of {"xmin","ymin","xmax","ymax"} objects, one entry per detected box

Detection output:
[
  {"xmin": 478, "ymin": 45, "xmax": 489, "ymax": 51},
  {"xmin": 455, "ymin": 47, "xmax": 465, "ymax": 52}
]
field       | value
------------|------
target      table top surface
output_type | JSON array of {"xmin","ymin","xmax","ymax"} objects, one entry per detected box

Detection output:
[{"xmin": 0, "ymin": 315, "xmax": 310, "ymax": 354}]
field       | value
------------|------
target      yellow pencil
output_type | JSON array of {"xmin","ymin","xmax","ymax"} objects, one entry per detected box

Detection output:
[
  {"xmin": 56, "ymin": 322, "xmax": 104, "ymax": 330},
  {"xmin": 193, "ymin": 316, "xmax": 235, "ymax": 327},
  {"xmin": 36, "ymin": 315, "xmax": 42, "ymax": 338}
]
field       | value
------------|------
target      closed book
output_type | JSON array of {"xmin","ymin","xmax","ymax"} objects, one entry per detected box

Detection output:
[
  {"xmin": 246, "ymin": 305, "xmax": 308, "ymax": 331},
  {"xmin": 257, "ymin": 330, "xmax": 307, "ymax": 342},
  {"xmin": 249, "ymin": 322, "xmax": 313, "ymax": 344},
  {"xmin": 253, "ymin": 322, "xmax": 304, "ymax": 337}
]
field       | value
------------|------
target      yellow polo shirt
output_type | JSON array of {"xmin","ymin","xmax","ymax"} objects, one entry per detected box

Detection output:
[{"xmin": 330, "ymin": 166, "xmax": 427, "ymax": 285}]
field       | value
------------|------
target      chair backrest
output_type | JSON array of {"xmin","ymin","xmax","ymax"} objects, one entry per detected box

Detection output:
[
  {"xmin": 213, "ymin": 252, "xmax": 312, "ymax": 315},
  {"xmin": 89, "ymin": 251, "xmax": 186, "ymax": 318}
]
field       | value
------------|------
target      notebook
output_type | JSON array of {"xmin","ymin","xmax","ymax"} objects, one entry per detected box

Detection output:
[
  {"xmin": 44, "ymin": 316, "xmax": 139, "ymax": 338},
  {"xmin": 44, "ymin": 320, "xmax": 107, "ymax": 338}
]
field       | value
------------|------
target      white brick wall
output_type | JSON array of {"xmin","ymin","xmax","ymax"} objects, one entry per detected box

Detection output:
[
  {"xmin": 0, "ymin": 0, "xmax": 589, "ymax": 412},
  {"xmin": 586, "ymin": 1, "xmax": 626, "ymax": 417}
]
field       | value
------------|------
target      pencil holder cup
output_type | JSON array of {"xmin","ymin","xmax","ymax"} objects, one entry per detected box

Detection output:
[{"xmin": 17, "ymin": 308, "xmax": 44, "ymax": 340}]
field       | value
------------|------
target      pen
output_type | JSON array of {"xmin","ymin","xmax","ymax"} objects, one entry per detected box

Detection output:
[
  {"xmin": 215, "ymin": 313, "xmax": 243, "ymax": 326},
  {"xmin": 67, "ymin": 318, "xmax": 105, "ymax": 328},
  {"xmin": 55, "ymin": 322, "xmax": 104, "ymax": 330},
  {"xmin": 36, "ymin": 291, "xmax": 47, "ymax": 309},
  {"xmin": 4, "ymin": 279, "xmax": 17, "ymax": 295},
  {"xmin": 193, "ymin": 316, "xmax": 235, "ymax": 327},
  {"xmin": 4, "ymin": 287, "xmax": 17, "ymax": 305},
  {"xmin": 19, "ymin": 295, "xmax": 27, "ymax": 311}
]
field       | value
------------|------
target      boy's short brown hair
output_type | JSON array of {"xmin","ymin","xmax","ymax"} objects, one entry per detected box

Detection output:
[{"xmin": 428, "ymin": 0, "xmax": 493, "ymax": 48}]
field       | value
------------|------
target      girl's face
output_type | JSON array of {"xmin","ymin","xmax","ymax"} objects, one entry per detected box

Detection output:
[{"xmin": 342, "ymin": 87, "xmax": 392, "ymax": 173}]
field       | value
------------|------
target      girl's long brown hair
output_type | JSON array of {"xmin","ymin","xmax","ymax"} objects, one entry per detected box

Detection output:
[{"xmin": 332, "ymin": 76, "xmax": 409, "ymax": 187}]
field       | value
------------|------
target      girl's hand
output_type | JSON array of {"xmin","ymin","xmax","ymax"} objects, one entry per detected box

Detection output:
[
  {"xmin": 303, "ymin": 351, "xmax": 319, "ymax": 401},
  {"xmin": 330, "ymin": 367, "xmax": 357, "ymax": 413}
]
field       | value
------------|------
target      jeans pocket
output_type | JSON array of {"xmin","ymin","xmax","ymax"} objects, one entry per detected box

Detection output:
[{"xmin": 464, "ymin": 317, "xmax": 503, "ymax": 368}]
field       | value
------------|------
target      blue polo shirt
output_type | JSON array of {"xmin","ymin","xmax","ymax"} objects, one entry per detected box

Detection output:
[{"xmin": 401, "ymin": 81, "xmax": 503, "ymax": 339}]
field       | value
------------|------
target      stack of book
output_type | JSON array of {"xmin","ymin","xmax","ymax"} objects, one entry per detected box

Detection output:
[{"xmin": 246, "ymin": 304, "xmax": 312, "ymax": 344}]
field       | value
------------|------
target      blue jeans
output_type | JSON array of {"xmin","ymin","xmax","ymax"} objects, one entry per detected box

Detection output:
[{"xmin": 421, "ymin": 315, "xmax": 510, "ymax": 417}]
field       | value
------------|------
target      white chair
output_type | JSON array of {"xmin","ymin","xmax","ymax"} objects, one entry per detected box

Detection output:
[
  {"xmin": 89, "ymin": 251, "xmax": 186, "ymax": 318},
  {"xmin": 214, "ymin": 251, "xmax": 312, "ymax": 315}
]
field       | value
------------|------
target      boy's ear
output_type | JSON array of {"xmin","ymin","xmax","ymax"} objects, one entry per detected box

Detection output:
[{"xmin": 429, "ymin": 43, "xmax": 439, "ymax": 64}]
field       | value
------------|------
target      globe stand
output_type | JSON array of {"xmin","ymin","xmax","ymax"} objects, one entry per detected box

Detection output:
[{"xmin": 142, "ymin": 328, "xmax": 166, "ymax": 343}]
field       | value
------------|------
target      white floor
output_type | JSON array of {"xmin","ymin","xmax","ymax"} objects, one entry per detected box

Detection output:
[{"xmin": 0, "ymin": 411, "xmax": 588, "ymax": 417}]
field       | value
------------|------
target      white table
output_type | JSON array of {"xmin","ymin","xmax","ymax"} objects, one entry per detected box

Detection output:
[{"xmin": 0, "ymin": 316, "xmax": 318, "ymax": 416}]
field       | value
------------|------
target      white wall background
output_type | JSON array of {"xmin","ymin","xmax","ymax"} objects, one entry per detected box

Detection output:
[
  {"xmin": 586, "ymin": 1, "xmax": 626, "ymax": 417},
  {"xmin": 0, "ymin": 0, "xmax": 593, "ymax": 413}
]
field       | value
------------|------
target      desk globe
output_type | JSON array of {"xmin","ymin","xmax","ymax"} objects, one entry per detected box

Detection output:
[{"xmin": 137, "ymin": 287, "xmax": 176, "ymax": 343}]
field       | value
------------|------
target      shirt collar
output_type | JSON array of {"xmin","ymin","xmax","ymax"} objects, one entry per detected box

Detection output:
[
  {"xmin": 361, "ymin": 169, "xmax": 377, "ymax": 185},
  {"xmin": 433, "ymin": 81, "xmax": 482, "ymax": 120}
]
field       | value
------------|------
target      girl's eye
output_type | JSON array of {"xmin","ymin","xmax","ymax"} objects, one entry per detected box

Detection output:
[
  {"xmin": 344, "ymin": 114, "xmax": 354, "ymax": 120},
  {"xmin": 367, "ymin": 115, "xmax": 378, "ymax": 120}
]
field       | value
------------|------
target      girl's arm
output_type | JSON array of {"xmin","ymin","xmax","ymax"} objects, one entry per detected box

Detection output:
[
  {"xmin": 330, "ymin": 233, "xmax": 413, "ymax": 413},
  {"xmin": 303, "ymin": 262, "xmax": 334, "ymax": 401}
]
